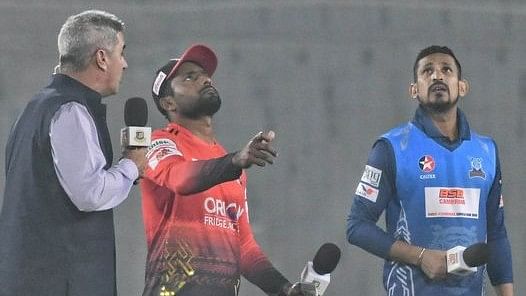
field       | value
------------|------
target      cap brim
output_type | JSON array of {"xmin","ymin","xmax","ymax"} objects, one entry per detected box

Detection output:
[{"xmin": 166, "ymin": 44, "xmax": 217, "ymax": 80}]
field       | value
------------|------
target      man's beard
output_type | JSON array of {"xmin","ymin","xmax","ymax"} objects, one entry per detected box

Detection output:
[
  {"xmin": 419, "ymin": 97, "xmax": 457, "ymax": 114},
  {"xmin": 419, "ymin": 83, "xmax": 458, "ymax": 114},
  {"xmin": 180, "ymin": 87, "xmax": 222, "ymax": 118}
]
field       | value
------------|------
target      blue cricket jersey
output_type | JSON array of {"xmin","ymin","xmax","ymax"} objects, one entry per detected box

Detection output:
[{"xmin": 347, "ymin": 107, "xmax": 513, "ymax": 296}]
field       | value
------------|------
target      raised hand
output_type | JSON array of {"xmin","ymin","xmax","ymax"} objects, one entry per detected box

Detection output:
[{"xmin": 232, "ymin": 130, "xmax": 277, "ymax": 169}]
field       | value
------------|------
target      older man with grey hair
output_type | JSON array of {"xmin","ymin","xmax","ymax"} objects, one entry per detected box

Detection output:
[{"xmin": 0, "ymin": 10, "xmax": 146, "ymax": 295}]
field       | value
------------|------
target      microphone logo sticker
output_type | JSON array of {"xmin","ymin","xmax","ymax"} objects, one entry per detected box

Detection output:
[
  {"xmin": 448, "ymin": 252, "xmax": 460, "ymax": 265},
  {"xmin": 135, "ymin": 131, "xmax": 145, "ymax": 142}
]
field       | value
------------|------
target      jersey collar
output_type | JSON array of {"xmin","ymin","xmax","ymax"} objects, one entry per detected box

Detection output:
[{"xmin": 412, "ymin": 105, "xmax": 471, "ymax": 147}]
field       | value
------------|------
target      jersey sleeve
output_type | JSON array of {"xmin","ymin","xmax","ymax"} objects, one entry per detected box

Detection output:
[
  {"xmin": 143, "ymin": 134, "xmax": 242, "ymax": 196},
  {"xmin": 346, "ymin": 138, "xmax": 398, "ymax": 259},
  {"xmin": 486, "ymin": 142, "xmax": 513, "ymax": 285}
]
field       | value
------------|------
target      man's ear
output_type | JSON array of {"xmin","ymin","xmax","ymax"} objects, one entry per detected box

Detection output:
[
  {"xmin": 459, "ymin": 79, "xmax": 470, "ymax": 97},
  {"xmin": 94, "ymin": 49, "xmax": 108, "ymax": 71},
  {"xmin": 409, "ymin": 83, "xmax": 418, "ymax": 99},
  {"xmin": 160, "ymin": 96, "xmax": 177, "ymax": 112}
]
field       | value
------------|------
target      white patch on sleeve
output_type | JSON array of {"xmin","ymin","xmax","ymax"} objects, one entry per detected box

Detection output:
[
  {"xmin": 146, "ymin": 138, "xmax": 183, "ymax": 169},
  {"xmin": 355, "ymin": 182, "xmax": 379, "ymax": 203},
  {"xmin": 360, "ymin": 165, "xmax": 382, "ymax": 188}
]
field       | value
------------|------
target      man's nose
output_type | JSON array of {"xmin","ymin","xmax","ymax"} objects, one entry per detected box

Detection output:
[
  {"xmin": 202, "ymin": 75, "xmax": 212, "ymax": 85},
  {"xmin": 431, "ymin": 70, "xmax": 443, "ymax": 81}
]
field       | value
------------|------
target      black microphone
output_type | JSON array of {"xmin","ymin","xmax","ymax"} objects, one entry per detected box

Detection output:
[
  {"xmin": 121, "ymin": 97, "xmax": 151, "ymax": 148},
  {"xmin": 298, "ymin": 243, "xmax": 341, "ymax": 295},
  {"xmin": 447, "ymin": 242, "xmax": 489, "ymax": 276},
  {"xmin": 463, "ymin": 243, "xmax": 489, "ymax": 267},
  {"xmin": 124, "ymin": 97, "xmax": 148, "ymax": 127},
  {"xmin": 313, "ymin": 243, "xmax": 341, "ymax": 275}
]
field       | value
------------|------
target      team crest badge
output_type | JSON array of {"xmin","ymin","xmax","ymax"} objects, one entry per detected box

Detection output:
[{"xmin": 469, "ymin": 157, "xmax": 486, "ymax": 179}]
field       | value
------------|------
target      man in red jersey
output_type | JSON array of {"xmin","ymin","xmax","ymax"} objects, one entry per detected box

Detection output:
[{"xmin": 141, "ymin": 44, "xmax": 313, "ymax": 296}]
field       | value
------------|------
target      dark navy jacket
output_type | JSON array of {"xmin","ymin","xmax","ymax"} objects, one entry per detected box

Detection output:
[{"xmin": 0, "ymin": 74, "xmax": 116, "ymax": 295}]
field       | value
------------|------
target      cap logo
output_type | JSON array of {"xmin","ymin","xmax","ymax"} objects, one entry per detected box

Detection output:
[{"xmin": 152, "ymin": 71, "xmax": 167, "ymax": 96}]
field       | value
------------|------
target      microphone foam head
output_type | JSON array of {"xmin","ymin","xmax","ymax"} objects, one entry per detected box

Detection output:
[
  {"xmin": 463, "ymin": 242, "xmax": 489, "ymax": 267},
  {"xmin": 124, "ymin": 97, "xmax": 148, "ymax": 127},
  {"xmin": 312, "ymin": 243, "xmax": 341, "ymax": 275}
]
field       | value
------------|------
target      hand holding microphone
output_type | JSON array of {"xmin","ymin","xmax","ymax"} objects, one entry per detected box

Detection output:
[
  {"xmin": 285, "ymin": 282, "xmax": 318, "ymax": 296},
  {"xmin": 418, "ymin": 248, "xmax": 448, "ymax": 280},
  {"xmin": 446, "ymin": 242, "xmax": 489, "ymax": 276},
  {"xmin": 121, "ymin": 97, "xmax": 150, "ymax": 177},
  {"xmin": 291, "ymin": 243, "xmax": 341, "ymax": 296},
  {"xmin": 419, "ymin": 242, "xmax": 489, "ymax": 280},
  {"xmin": 121, "ymin": 97, "xmax": 151, "ymax": 148},
  {"xmin": 232, "ymin": 130, "xmax": 277, "ymax": 168},
  {"xmin": 122, "ymin": 148, "xmax": 147, "ymax": 177}
]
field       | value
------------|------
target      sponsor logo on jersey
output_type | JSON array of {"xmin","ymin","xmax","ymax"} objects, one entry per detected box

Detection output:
[
  {"xmin": 468, "ymin": 157, "xmax": 486, "ymax": 180},
  {"xmin": 418, "ymin": 155, "xmax": 435, "ymax": 173},
  {"xmin": 355, "ymin": 182, "xmax": 379, "ymax": 203},
  {"xmin": 419, "ymin": 155, "xmax": 436, "ymax": 173},
  {"xmin": 438, "ymin": 188, "xmax": 465, "ymax": 204},
  {"xmin": 425, "ymin": 187, "xmax": 480, "ymax": 219},
  {"xmin": 418, "ymin": 155, "xmax": 436, "ymax": 180},
  {"xmin": 203, "ymin": 197, "xmax": 244, "ymax": 232},
  {"xmin": 361, "ymin": 165, "xmax": 382, "ymax": 187},
  {"xmin": 147, "ymin": 138, "xmax": 183, "ymax": 169}
]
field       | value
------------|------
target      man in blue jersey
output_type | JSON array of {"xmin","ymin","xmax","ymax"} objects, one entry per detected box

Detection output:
[{"xmin": 347, "ymin": 46, "xmax": 513, "ymax": 295}]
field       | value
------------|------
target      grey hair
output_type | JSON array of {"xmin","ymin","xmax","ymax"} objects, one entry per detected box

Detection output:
[{"xmin": 57, "ymin": 10, "xmax": 125, "ymax": 72}]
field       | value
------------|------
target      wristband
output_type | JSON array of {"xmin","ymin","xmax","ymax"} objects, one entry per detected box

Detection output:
[{"xmin": 417, "ymin": 247, "xmax": 426, "ymax": 266}]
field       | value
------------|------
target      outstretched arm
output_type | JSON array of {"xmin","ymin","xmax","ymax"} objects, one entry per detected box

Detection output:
[{"xmin": 144, "ymin": 130, "xmax": 277, "ymax": 195}]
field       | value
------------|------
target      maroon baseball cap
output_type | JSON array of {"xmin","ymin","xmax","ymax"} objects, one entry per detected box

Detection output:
[{"xmin": 152, "ymin": 44, "xmax": 218, "ymax": 98}]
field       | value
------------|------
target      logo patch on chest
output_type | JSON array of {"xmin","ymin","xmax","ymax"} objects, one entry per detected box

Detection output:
[
  {"xmin": 419, "ymin": 155, "xmax": 436, "ymax": 173},
  {"xmin": 203, "ymin": 197, "xmax": 244, "ymax": 232},
  {"xmin": 468, "ymin": 157, "xmax": 486, "ymax": 180},
  {"xmin": 418, "ymin": 155, "xmax": 437, "ymax": 180},
  {"xmin": 425, "ymin": 187, "xmax": 480, "ymax": 219}
]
